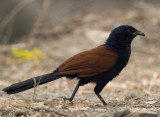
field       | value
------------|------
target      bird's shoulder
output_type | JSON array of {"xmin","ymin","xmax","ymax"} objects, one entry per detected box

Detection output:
[{"xmin": 88, "ymin": 45, "xmax": 118, "ymax": 57}]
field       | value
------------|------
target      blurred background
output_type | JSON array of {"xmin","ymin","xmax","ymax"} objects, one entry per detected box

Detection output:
[{"xmin": 0, "ymin": 0, "xmax": 160, "ymax": 116}]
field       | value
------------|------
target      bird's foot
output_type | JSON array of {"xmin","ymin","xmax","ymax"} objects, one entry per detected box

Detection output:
[
  {"xmin": 63, "ymin": 97, "xmax": 74, "ymax": 105},
  {"xmin": 103, "ymin": 102, "xmax": 107, "ymax": 106},
  {"xmin": 63, "ymin": 97, "xmax": 72, "ymax": 102}
]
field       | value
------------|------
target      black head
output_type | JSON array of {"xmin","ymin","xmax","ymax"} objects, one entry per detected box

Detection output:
[{"xmin": 106, "ymin": 25, "xmax": 145, "ymax": 51}]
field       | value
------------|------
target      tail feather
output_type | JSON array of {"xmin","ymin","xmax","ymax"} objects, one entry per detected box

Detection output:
[{"xmin": 3, "ymin": 72, "xmax": 62, "ymax": 94}]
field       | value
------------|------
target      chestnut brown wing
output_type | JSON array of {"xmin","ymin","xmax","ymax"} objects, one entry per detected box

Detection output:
[{"xmin": 58, "ymin": 46, "xmax": 118, "ymax": 77}]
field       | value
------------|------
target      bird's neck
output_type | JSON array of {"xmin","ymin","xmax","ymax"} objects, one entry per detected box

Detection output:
[
  {"xmin": 104, "ymin": 36, "xmax": 131, "ymax": 52},
  {"xmin": 104, "ymin": 44, "xmax": 130, "ymax": 53}
]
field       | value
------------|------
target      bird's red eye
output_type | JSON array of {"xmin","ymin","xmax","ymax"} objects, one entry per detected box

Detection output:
[{"xmin": 127, "ymin": 29, "xmax": 131, "ymax": 32}]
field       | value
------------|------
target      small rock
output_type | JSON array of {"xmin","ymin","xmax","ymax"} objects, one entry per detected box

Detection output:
[
  {"xmin": 14, "ymin": 109, "xmax": 27, "ymax": 117},
  {"xmin": 137, "ymin": 110, "xmax": 158, "ymax": 117},
  {"xmin": 35, "ymin": 112, "xmax": 41, "ymax": 117},
  {"xmin": 114, "ymin": 88, "xmax": 121, "ymax": 94},
  {"xmin": 154, "ymin": 98, "xmax": 160, "ymax": 107},
  {"xmin": 113, "ymin": 108, "xmax": 130, "ymax": 117},
  {"xmin": 124, "ymin": 91, "xmax": 136, "ymax": 100},
  {"xmin": 48, "ymin": 112, "xmax": 56, "ymax": 117},
  {"xmin": 0, "ymin": 109, "xmax": 9, "ymax": 116}
]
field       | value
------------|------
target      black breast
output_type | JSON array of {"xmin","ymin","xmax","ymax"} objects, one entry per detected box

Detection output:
[
  {"xmin": 94, "ymin": 47, "xmax": 131, "ymax": 83},
  {"xmin": 110, "ymin": 47, "xmax": 131, "ymax": 77},
  {"xmin": 79, "ymin": 47, "xmax": 131, "ymax": 85}
]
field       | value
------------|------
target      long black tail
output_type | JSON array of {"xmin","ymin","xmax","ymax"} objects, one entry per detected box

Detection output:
[{"xmin": 3, "ymin": 72, "xmax": 62, "ymax": 94}]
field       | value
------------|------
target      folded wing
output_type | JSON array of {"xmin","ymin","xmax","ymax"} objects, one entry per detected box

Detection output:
[{"xmin": 58, "ymin": 46, "xmax": 118, "ymax": 77}]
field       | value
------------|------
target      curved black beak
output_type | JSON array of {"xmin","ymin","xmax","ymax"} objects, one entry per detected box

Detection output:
[{"xmin": 133, "ymin": 30, "xmax": 145, "ymax": 37}]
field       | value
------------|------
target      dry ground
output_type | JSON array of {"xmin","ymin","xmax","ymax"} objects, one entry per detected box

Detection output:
[{"xmin": 0, "ymin": 1, "xmax": 160, "ymax": 117}]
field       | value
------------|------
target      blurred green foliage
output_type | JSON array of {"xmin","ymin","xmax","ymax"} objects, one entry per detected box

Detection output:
[{"xmin": 11, "ymin": 48, "xmax": 46, "ymax": 67}]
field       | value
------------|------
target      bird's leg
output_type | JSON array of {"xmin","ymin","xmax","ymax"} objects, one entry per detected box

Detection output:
[
  {"xmin": 95, "ymin": 93, "xmax": 107, "ymax": 105},
  {"xmin": 64, "ymin": 80, "xmax": 80, "ymax": 102},
  {"xmin": 94, "ymin": 83, "xmax": 107, "ymax": 105}
]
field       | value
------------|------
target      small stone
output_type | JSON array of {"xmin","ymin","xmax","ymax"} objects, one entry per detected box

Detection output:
[
  {"xmin": 35, "ymin": 112, "xmax": 41, "ymax": 117},
  {"xmin": 48, "ymin": 112, "xmax": 56, "ymax": 117},
  {"xmin": 113, "ymin": 108, "xmax": 130, "ymax": 117},
  {"xmin": 137, "ymin": 110, "xmax": 158, "ymax": 117},
  {"xmin": 114, "ymin": 88, "xmax": 121, "ymax": 94},
  {"xmin": 14, "ymin": 109, "xmax": 27, "ymax": 117},
  {"xmin": 154, "ymin": 98, "xmax": 160, "ymax": 107},
  {"xmin": 124, "ymin": 91, "xmax": 136, "ymax": 100}
]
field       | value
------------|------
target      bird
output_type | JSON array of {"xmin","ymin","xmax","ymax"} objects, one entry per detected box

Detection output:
[{"xmin": 3, "ymin": 25, "xmax": 145, "ymax": 105}]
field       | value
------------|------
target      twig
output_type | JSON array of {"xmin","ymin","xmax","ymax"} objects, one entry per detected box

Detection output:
[
  {"xmin": 0, "ymin": 0, "xmax": 37, "ymax": 43},
  {"xmin": 4, "ymin": 17, "xmax": 15, "ymax": 43},
  {"xmin": 29, "ymin": 0, "xmax": 51, "ymax": 37},
  {"xmin": 33, "ymin": 107, "xmax": 68, "ymax": 116},
  {"xmin": 31, "ymin": 75, "xmax": 42, "ymax": 101}
]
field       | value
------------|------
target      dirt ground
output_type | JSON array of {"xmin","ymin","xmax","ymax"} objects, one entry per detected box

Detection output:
[{"xmin": 0, "ymin": 1, "xmax": 160, "ymax": 117}]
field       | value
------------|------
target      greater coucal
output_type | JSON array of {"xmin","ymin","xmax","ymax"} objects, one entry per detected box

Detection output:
[{"xmin": 3, "ymin": 25, "xmax": 145, "ymax": 105}]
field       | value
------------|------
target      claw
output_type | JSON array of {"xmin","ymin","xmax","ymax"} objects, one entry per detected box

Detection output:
[{"xmin": 63, "ymin": 97, "xmax": 72, "ymax": 102}]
